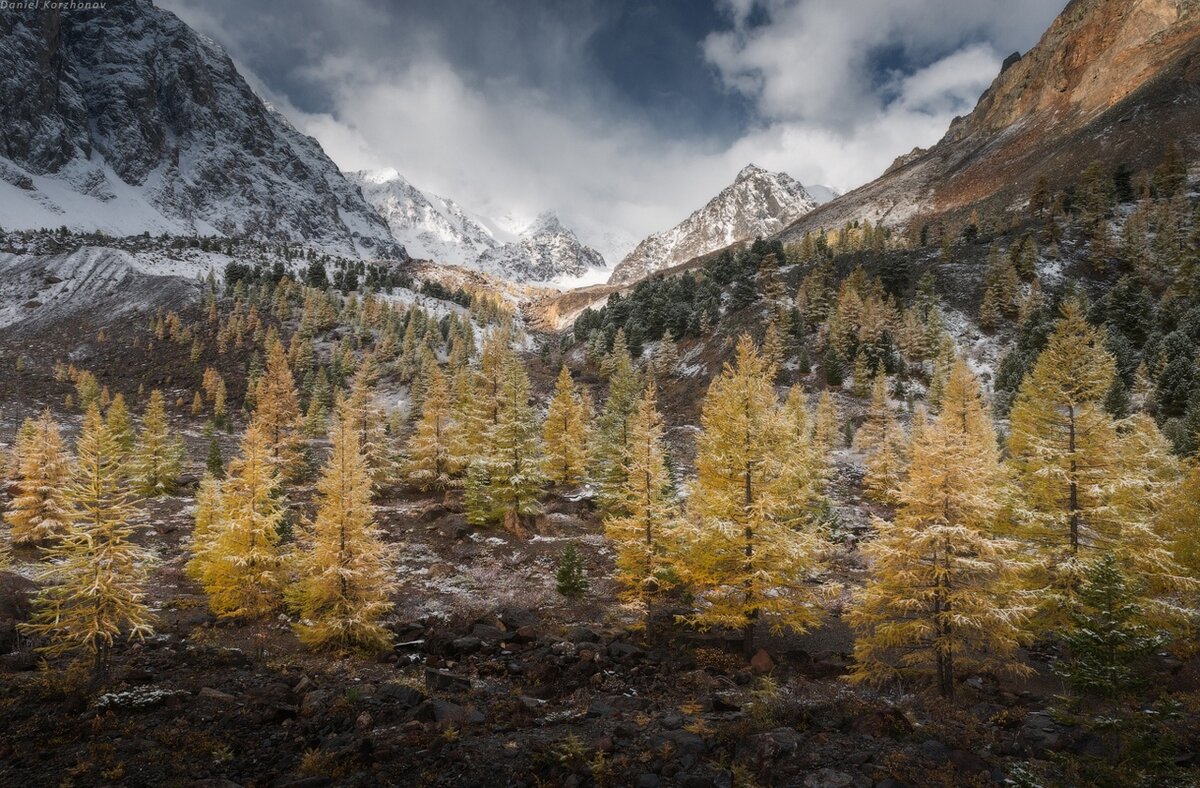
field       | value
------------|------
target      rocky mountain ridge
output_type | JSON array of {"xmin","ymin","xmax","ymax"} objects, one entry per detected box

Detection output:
[
  {"xmin": 778, "ymin": 0, "xmax": 1200, "ymax": 240},
  {"xmin": 0, "ymin": 0, "xmax": 403, "ymax": 260}
]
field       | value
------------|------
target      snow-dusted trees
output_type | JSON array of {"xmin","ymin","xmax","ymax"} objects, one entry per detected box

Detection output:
[
  {"xmin": 404, "ymin": 364, "xmax": 460, "ymax": 491},
  {"xmin": 253, "ymin": 336, "xmax": 304, "ymax": 479},
  {"xmin": 593, "ymin": 330, "xmax": 643, "ymax": 514},
  {"xmin": 4, "ymin": 409, "xmax": 72, "ymax": 543},
  {"xmin": 22, "ymin": 406, "xmax": 153, "ymax": 670},
  {"xmin": 542, "ymin": 365, "xmax": 591, "ymax": 486},
  {"xmin": 678, "ymin": 335, "xmax": 829, "ymax": 656},
  {"xmin": 466, "ymin": 357, "xmax": 544, "ymax": 532},
  {"xmin": 129, "ymin": 390, "xmax": 185, "ymax": 497},
  {"xmin": 1008, "ymin": 300, "xmax": 1190, "ymax": 629},
  {"xmin": 604, "ymin": 383, "xmax": 677, "ymax": 628},
  {"xmin": 338, "ymin": 355, "xmax": 393, "ymax": 489},
  {"xmin": 848, "ymin": 359, "xmax": 1029, "ymax": 697},
  {"xmin": 288, "ymin": 415, "xmax": 393, "ymax": 652},
  {"xmin": 193, "ymin": 423, "xmax": 287, "ymax": 620}
]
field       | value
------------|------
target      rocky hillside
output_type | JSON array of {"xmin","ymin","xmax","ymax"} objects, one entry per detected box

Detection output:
[
  {"xmin": 608, "ymin": 164, "xmax": 820, "ymax": 285},
  {"xmin": 0, "ymin": 0, "xmax": 403, "ymax": 260},
  {"xmin": 780, "ymin": 0, "xmax": 1200, "ymax": 239}
]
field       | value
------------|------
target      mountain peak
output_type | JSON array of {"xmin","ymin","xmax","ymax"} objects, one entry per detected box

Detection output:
[
  {"xmin": 358, "ymin": 167, "xmax": 405, "ymax": 185},
  {"xmin": 608, "ymin": 163, "xmax": 819, "ymax": 285},
  {"xmin": 735, "ymin": 163, "xmax": 768, "ymax": 182},
  {"xmin": 524, "ymin": 211, "xmax": 567, "ymax": 237}
]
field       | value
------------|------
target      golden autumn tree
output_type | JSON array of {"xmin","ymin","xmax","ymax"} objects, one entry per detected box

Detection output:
[
  {"xmin": 542, "ymin": 365, "xmax": 590, "ymax": 486},
  {"xmin": 466, "ymin": 357, "xmax": 544, "ymax": 532},
  {"xmin": 339, "ymin": 355, "xmax": 394, "ymax": 489},
  {"xmin": 254, "ymin": 336, "xmax": 304, "ymax": 479},
  {"xmin": 1007, "ymin": 300, "xmax": 1190, "ymax": 629},
  {"xmin": 864, "ymin": 419, "xmax": 910, "ymax": 506},
  {"xmin": 848, "ymin": 359, "xmax": 1030, "ymax": 698},
  {"xmin": 1160, "ymin": 459, "xmax": 1200, "ymax": 583},
  {"xmin": 812, "ymin": 389, "xmax": 840, "ymax": 457},
  {"xmin": 679, "ymin": 335, "xmax": 829, "ymax": 656},
  {"xmin": 777, "ymin": 386, "xmax": 828, "ymax": 524},
  {"xmin": 288, "ymin": 415, "xmax": 394, "ymax": 652},
  {"xmin": 194, "ymin": 423, "xmax": 286, "ymax": 620},
  {"xmin": 604, "ymin": 382, "xmax": 677, "ymax": 629},
  {"xmin": 404, "ymin": 364, "xmax": 460, "ymax": 491},
  {"xmin": 4, "ymin": 409, "xmax": 72, "ymax": 544},
  {"xmin": 128, "ymin": 389, "xmax": 185, "ymax": 497},
  {"xmin": 21, "ymin": 406, "xmax": 154, "ymax": 671},
  {"xmin": 853, "ymin": 372, "xmax": 893, "ymax": 454},
  {"xmin": 105, "ymin": 393, "xmax": 134, "ymax": 457},
  {"xmin": 185, "ymin": 474, "xmax": 224, "ymax": 582}
]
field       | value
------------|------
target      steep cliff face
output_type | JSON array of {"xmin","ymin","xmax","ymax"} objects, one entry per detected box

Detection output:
[
  {"xmin": 781, "ymin": 0, "xmax": 1200, "ymax": 240},
  {"xmin": 0, "ymin": 0, "xmax": 403, "ymax": 259}
]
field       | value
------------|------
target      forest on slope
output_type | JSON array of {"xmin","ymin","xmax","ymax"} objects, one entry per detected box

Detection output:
[{"xmin": 1, "ymin": 142, "xmax": 1199, "ymax": 787}]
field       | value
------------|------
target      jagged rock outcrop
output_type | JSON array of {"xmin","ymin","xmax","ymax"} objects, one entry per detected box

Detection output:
[
  {"xmin": 780, "ymin": 0, "xmax": 1200, "ymax": 239},
  {"xmin": 609, "ymin": 164, "xmax": 821, "ymax": 285},
  {"xmin": 0, "ymin": 0, "xmax": 403, "ymax": 260}
]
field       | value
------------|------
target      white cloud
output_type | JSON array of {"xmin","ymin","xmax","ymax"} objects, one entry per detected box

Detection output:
[{"xmin": 160, "ymin": 0, "xmax": 1064, "ymax": 261}]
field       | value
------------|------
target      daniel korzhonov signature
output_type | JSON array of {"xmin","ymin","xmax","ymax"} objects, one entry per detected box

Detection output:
[{"xmin": 0, "ymin": 1, "xmax": 109, "ymax": 10}]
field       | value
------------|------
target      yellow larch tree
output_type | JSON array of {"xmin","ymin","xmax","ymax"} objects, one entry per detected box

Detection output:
[
  {"xmin": 21, "ymin": 405, "xmax": 154, "ymax": 671},
  {"xmin": 185, "ymin": 473, "xmax": 224, "ymax": 582},
  {"xmin": 288, "ymin": 415, "xmax": 394, "ymax": 652},
  {"xmin": 466, "ymin": 357, "xmax": 545, "ymax": 532},
  {"xmin": 253, "ymin": 336, "xmax": 304, "ymax": 479},
  {"xmin": 853, "ymin": 372, "xmax": 892, "ymax": 454},
  {"xmin": 338, "ymin": 355, "xmax": 394, "ymax": 490},
  {"xmin": 105, "ymin": 393, "xmax": 134, "ymax": 457},
  {"xmin": 1160, "ymin": 459, "xmax": 1200, "ymax": 586},
  {"xmin": 1007, "ymin": 300, "xmax": 1190, "ymax": 629},
  {"xmin": 604, "ymin": 382, "xmax": 677, "ymax": 629},
  {"xmin": 4, "ymin": 409, "xmax": 72, "ymax": 544},
  {"xmin": 848, "ymin": 359, "xmax": 1030, "ymax": 698},
  {"xmin": 679, "ymin": 335, "xmax": 829, "ymax": 657},
  {"xmin": 812, "ymin": 389, "xmax": 840, "ymax": 458},
  {"xmin": 542, "ymin": 365, "xmax": 590, "ymax": 487},
  {"xmin": 128, "ymin": 389, "xmax": 185, "ymax": 497},
  {"xmin": 777, "ymin": 386, "xmax": 829, "ymax": 525},
  {"xmin": 864, "ymin": 419, "xmax": 910, "ymax": 506},
  {"xmin": 404, "ymin": 363, "xmax": 460, "ymax": 491},
  {"xmin": 195, "ymin": 423, "xmax": 286, "ymax": 620}
]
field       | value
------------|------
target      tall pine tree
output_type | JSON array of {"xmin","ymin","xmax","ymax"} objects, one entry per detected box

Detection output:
[
  {"xmin": 22, "ymin": 406, "xmax": 153, "ymax": 670},
  {"xmin": 848, "ymin": 359, "xmax": 1029, "ymax": 698},
  {"xmin": 604, "ymin": 382, "xmax": 677, "ymax": 630},
  {"xmin": 679, "ymin": 335, "xmax": 829, "ymax": 656},
  {"xmin": 4, "ymin": 409, "xmax": 72, "ymax": 544},
  {"xmin": 289, "ymin": 416, "xmax": 394, "ymax": 652}
]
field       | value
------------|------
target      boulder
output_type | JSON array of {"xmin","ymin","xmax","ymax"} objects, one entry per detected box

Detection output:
[
  {"xmin": 424, "ymin": 667, "xmax": 471, "ymax": 693},
  {"xmin": 742, "ymin": 727, "xmax": 805, "ymax": 762},
  {"xmin": 749, "ymin": 648, "xmax": 775, "ymax": 674}
]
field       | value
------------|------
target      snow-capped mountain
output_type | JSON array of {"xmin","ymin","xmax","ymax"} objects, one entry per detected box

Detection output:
[
  {"xmin": 476, "ymin": 212, "xmax": 606, "ymax": 284},
  {"xmin": 608, "ymin": 164, "xmax": 822, "ymax": 285},
  {"xmin": 351, "ymin": 169, "xmax": 607, "ymax": 284},
  {"xmin": 349, "ymin": 169, "xmax": 508, "ymax": 267},
  {"xmin": 0, "ymin": 0, "xmax": 402, "ymax": 260}
]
